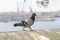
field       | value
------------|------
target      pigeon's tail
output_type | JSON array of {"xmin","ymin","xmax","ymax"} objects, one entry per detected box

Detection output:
[{"xmin": 14, "ymin": 23, "xmax": 23, "ymax": 27}]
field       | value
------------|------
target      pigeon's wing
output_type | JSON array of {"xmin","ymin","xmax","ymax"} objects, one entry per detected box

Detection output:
[
  {"xmin": 25, "ymin": 19, "xmax": 34, "ymax": 27},
  {"xmin": 20, "ymin": 20, "xmax": 28, "ymax": 26}
]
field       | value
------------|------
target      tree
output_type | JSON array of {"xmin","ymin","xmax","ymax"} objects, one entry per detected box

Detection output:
[{"xmin": 37, "ymin": 0, "xmax": 49, "ymax": 7}]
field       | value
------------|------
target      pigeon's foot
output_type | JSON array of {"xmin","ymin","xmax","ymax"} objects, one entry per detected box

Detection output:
[
  {"xmin": 22, "ymin": 27, "xmax": 27, "ymax": 31},
  {"xmin": 22, "ymin": 28, "xmax": 26, "ymax": 31},
  {"xmin": 29, "ymin": 27, "xmax": 35, "ymax": 31}
]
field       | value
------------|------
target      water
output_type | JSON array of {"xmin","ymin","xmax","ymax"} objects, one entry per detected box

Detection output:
[{"xmin": 0, "ymin": 18, "xmax": 60, "ymax": 32}]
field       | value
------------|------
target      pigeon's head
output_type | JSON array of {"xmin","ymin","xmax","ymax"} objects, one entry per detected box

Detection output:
[{"xmin": 32, "ymin": 13, "xmax": 36, "ymax": 16}]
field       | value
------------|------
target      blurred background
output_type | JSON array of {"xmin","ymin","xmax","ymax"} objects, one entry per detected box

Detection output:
[{"xmin": 0, "ymin": 0, "xmax": 60, "ymax": 32}]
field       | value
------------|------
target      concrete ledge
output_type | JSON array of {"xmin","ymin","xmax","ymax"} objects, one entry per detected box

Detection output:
[{"xmin": 0, "ymin": 29, "xmax": 60, "ymax": 40}]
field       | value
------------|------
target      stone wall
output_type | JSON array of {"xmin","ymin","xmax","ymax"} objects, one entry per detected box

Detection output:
[{"xmin": 0, "ymin": 29, "xmax": 60, "ymax": 40}]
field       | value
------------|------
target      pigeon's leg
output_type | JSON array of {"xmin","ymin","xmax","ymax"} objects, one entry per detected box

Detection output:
[
  {"xmin": 23, "ymin": 27, "xmax": 26, "ymax": 31},
  {"xmin": 29, "ymin": 27, "xmax": 33, "ymax": 31}
]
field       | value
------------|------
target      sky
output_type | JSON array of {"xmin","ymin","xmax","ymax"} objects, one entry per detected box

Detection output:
[
  {"xmin": 0, "ymin": 0, "xmax": 18, "ymax": 12},
  {"xmin": 0, "ymin": 0, "xmax": 60, "ymax": 12}
]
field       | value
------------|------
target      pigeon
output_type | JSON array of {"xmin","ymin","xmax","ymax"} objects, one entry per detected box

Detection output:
[{"xmin": 14, "ymin": 13, "xmax": 36, "ymax": 31}]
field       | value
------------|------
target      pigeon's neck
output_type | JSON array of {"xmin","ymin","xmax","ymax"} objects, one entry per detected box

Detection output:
[{"xmin": 30, "ymin": 15, "xmax": 35, "ymax": 22}]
